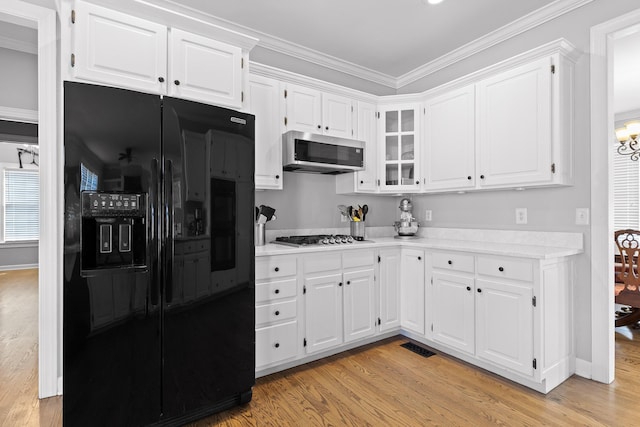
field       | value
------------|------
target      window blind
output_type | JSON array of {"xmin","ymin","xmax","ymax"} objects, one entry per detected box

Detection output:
[
  {"xmin": 80, "ymin": 163, "xmax": 98, "ymax": 192},
  {"xmin": 613, "ymin": 144, "xmax": 640, "ymax": 231},
  {"xmin": 4, "ymin": 169, "xmax": 39, "ymax": 241}
]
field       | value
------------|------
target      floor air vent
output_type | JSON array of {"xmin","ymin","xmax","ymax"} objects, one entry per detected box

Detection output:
[{"xmin": 401, "ymin": 342, "xmax": 436, "ymax": 358}]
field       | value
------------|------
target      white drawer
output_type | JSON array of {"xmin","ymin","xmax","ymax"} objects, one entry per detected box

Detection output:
[
  {"xmin": 432, "ymin": 252, "xmax": 474, "ymax": 273},
  {"xmin": 343, "ymin": 249, "xmax": 375, "ymax": 269},
  {"xmin": 477, "ymin": 256, "xmax": 533, "ymax": 282},
  {"xmin": 256, "ymin": 256, "xmax": 296, "ymax": 280},
  {"xmin": 256, "ymin": 321, "xmax": 298, "ymax": 368},
  {"xmin": 256, "ymin": 299, "xmax": 297, "ymax": 326},
  {"xmin": 303, "ymin": 252, "xmax": 341, "ymax": 274},
  {"xmin": 255, "ymin": 278, "xmax": 297, "ymax": 303}
]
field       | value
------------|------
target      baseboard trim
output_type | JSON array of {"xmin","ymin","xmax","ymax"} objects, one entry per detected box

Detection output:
[
  {"xmin": 0, "ymin": 263, "xmax": 38, "ymax": 271},
  {"xmin": 574, "ymin": 357, "xmax": 592, "ymax": 379}
]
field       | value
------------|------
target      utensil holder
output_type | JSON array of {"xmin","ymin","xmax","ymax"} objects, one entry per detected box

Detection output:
[
  {"xmin": 350, "ymin": 221, "xmax": 365, "ymax": 241},
  {"xmin": 255, "ymin": 223, "xmax": 265, "ymax": 246}
]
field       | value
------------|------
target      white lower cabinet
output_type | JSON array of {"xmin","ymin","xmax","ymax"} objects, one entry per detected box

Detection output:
[
  {"xmin": 255, "ymin": 256, "xmax": 298, "ymax": 369},
  {"xmin": 378, "ymin": 248, "xmax": 401, "ymax": 331},
  {"xmin": 400, "ymin": 249, "xmax": 425, "ymax": 335},
  {"xmin": 431, "ymin": 271, "xmax": 475, "ymax": 355},
  {"xmin": 426, "ymin": 251, "xmax": 572, "ymax": 392},
  {"xmin": 303, "ymin": 250, "xmax": 376, "ymax": 354}
]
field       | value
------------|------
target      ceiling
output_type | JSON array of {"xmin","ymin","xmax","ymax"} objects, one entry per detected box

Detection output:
[{"xmin": 162, "ymin": 0, "xmax": 570, "ymax": 86}]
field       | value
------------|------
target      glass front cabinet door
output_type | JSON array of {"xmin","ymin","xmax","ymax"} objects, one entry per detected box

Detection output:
[{"xmin": 379, "ymin": 104, "xmax": 421, "ymax": 192}]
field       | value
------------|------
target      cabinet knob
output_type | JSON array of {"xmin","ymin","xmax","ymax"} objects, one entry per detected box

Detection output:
[
  {"xmin": 274, "ymin": 343, "xmax": 280, "ymax": 348},
  {"xmin": 466, "ymin": 286, "xmax": 471, "ymax": 291},
  {"xmin": 325, "ymin": 126, "xmax": 329, "ymax": 131},
  {"xmin": 158, "ymin": 77, "xmax": 165, "ymax": 83},
  {"xmin": 317, "ymin": 125, "xmax": 321, "ymax": 129},
  {"xmin": 174, "ymin": 80, "xmax": 180, "ymax": 85},
  {"xmin": 274, "ymin": 267, "xmax": 279, "ymax": 272},
  {"xmin": 360, "ymin": 180, "xmax": 364, "ymax": 184},
  {"xmin": 339, "ymin": 282, "xmax": 343, "ymax": 287},
  {"xmin": 347, "ymin": 281, "xmax": 351, "ymax": 285},
  {"xmin": 275, "ymin": 310, "xmax": 280, "ymax": 316},
  {"xmin": 276, "ymin": 175, "xmax": 280, "ymax": 179},
  {"xmin": 498, "ymin": 266, "xmax": 504, "ymax": 272},
  {"xmin": 477, "ymin": 288, "xmax": 482, "ymax": 293},
  {"xmin": 415, "ymin": 180, "xmax": 420, "ymax": 185},
  {"xmin": 447, "ymin": 260, "xmax": 452, "ymax": 265},
  {"xmin": 274, "ymin": 289, "xmax": 280, "ymax": 294},
  {"xmin": 480, "ymin": 175, "xmax": 485, "ymax": 179},
  {"xmin": 418, "ymin": 256, "xmax": 422, "ymax": 260},
  {"xmin": 467, "ymin": 176, "xmax": 472, "ymax": 180}
]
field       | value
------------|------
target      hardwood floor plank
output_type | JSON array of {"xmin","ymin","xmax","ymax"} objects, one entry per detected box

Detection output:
[{"xmin": 3, "ymin": 268, "xmax": 640, "ymax": 426}]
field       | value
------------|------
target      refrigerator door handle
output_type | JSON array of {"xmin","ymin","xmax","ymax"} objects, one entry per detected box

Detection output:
[
  {"xmin": 164, "ymin": 159, "xmax": 174, "ymax": 304},
  {"xmin": 150, "ymin": 158, "xmax": 160, "ymax": 306}
]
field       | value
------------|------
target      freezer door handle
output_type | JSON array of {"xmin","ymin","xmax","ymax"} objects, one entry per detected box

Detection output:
[
  {"xmin": 164, "ymin": 159, "xmax": 174, "ymax": 304},
  {"xmin": 150, "ymin": 158, "xmax": 160, "ymax": 306}
]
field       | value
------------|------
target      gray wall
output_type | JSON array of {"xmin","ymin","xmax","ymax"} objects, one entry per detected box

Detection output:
[
  {"xmin": 0, "ymin": 47, "xmax": 37, "ymax": 111},
  {"xmin": 255, "ymin": 173, "xmax": 399, "ymax": 230}
]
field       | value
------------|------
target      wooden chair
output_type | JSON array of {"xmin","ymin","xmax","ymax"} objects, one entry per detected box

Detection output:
[{"xmin": 614, "ymin": 229, "xmax": 640, "ymax": 327}]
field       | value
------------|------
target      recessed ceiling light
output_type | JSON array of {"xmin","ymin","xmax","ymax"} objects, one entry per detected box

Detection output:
[{"xmin": 428, "ymin": 0, "xmax": 444, "ymax": 4}]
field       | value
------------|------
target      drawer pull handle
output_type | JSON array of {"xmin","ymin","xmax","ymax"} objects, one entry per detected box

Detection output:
[
  {"xmin": 477, "ymin": 288, "xmax": 482, "ymax": 293},
  {"xmin": 498, "ymin": 266, "xmax": 504, "ymax": 272},
  {"xmin": 447, "ymin": 260, "xmax": 452, "ymax": 265},
  {"xmin": 274, "ymin": 289, "xmax": 280, "ymax": 294},
  {"xmin": 274, "ymin": 343, "xmax": 280, "ymax": 348},
  {"xmin": 466, "ymin": 286, "xmax": 471, "ymax": 291},
  {"xmin": 274, "ymin": 267, "xmax": 279, "ymax": 272},
  {"xmin": 275, "ymin": 310, "xmax": 280, "ymax": 316}
]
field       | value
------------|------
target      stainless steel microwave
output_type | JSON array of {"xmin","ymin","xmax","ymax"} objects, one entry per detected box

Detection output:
[{"xmin": 282, "ymin": 130, "xmax": 365, "ymax": 174}]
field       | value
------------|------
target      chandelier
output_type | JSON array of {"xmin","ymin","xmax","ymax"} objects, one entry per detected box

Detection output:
[{"xmin": 615, "ymin": 121, "xmax": 640, "ymax": 161}]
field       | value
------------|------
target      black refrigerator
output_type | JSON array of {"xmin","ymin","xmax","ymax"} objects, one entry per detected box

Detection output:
[{"xmin": 63, "ymin": 81, "xmax": 255, "ymax": 426}]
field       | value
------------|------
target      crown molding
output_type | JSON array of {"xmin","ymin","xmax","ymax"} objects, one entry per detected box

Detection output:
[
  {"xmin": 396, "ymin": 0, "xmax": 593, "ymax": 88},
  {"xmin": 0, "ymin": 106, "xmax": 38, "ymax": 123},
  {"xmin": 132, "ymin": 0, "xmax": 591, "ymax": 90},
  {"xmin": 0, "ymin": 34, "xmax": 37, "ymax": 54}
]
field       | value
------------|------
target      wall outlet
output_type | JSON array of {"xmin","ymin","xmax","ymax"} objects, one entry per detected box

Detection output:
[
  {"xmin": 575, "ymin": 208, "xmax": 590, "ymax": 225},
  {"xmin": 515, "ymin": 208, "xmax": 528, "ymax": 225},
  {"xmin": 425, "ymin": 210, "xmax": 432, "ymax": 221}
]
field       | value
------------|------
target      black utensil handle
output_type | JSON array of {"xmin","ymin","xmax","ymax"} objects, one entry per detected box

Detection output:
[{"xmin": 164, "ymin": 159, "xmax": 174, "ymax": 304}]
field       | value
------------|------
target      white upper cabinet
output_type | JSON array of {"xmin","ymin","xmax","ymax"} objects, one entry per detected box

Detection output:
[
  {"xmin": 423, "ymin": 85, "xmax": 476, "ymax": 191},
  {"xmin": 322, "ymin": 92, "xmax": 354, "ymax": 138},
  {"xmin": 355, "ymin": 101, "xmax": 378, "ymax": 192},
  {"xmin": 72, "ymin": 1, "xmax": 167, "ymax": 94},
  {"xmin": 247, "ymin": 75, "xmax": 283, "ymax": 190},
  {"xmin": 476, "ymin": 57, "xmax": 553, "ymax": 188},
  {"xmin": 168, "ymin": 28, "xmax": 243, "ymax": 108},
  {"xmin": 379, "ymin": 104, "xmax": 421, "ymax": 193},
  {"xmin": 70, "ymin": 1, "xmax": 254, "ymax": 109},
  {"xmin": 284, "ymin": 84, "xmax": 353, "ymax": 137}
]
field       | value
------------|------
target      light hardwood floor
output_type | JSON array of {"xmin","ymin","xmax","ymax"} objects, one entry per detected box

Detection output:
[{"xmin": 2, "ymin": 269, "xmax": 640, "ymax": 426}]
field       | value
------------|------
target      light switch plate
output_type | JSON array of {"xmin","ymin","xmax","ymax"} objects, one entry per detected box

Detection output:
[
  {"xmin": 515, "ymin": 208, "xmax": 528, "ymax": 225},
  {"xmin": 425, "ymin": 210, "xmax": 432, "ymax": 221},
  {"xmin": 576, "ymin": 208, "xmax": 590, "ymax": 225}
]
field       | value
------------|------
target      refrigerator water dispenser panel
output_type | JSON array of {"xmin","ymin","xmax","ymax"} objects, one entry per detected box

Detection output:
[{"xmin": 80, "ymin": 192, "xmax": 147, "ymax": 274}]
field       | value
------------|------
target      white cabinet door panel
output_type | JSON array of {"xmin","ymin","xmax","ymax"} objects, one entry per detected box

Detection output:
[
  {"xmin": 74, "ymin": 1, "xmax": 167, "ymax": 93},
  {"xmin": 378, "ymin": 249, "xmax": 401, "ymax": 331},
  {"xmin": 356, "ymin": 101, "xmax": 378, "ymax": 192},
  {"xmin": 475, "ymin": 279, "xmax": 534, "ymax": 376},
  {"xmin": 304, "ymin": 273, "xmax": 343, "ymax": 353},
  {"xmin": 401, "ymin": 249, "xmax": 425, "ymax": 335},
  {"xmin": 432, "ymin": 271, "xmax": 475, "ymax": 355},
  {"xmin": 424, "ymin": 85, "xmax": 475, "ymax": 190},
  {"xmin": 322, "ymin": 93, "xmax": 352, "ymax": 138},
  {"xmin": 169, "ymin": 28, "xmax": 242, "ymax": 108},
  {"xmin": 343, "ymin": 269, "xmax": 375, "ymax": 342},
  {"xmin": 477, "ymin": 57, "xmax": 552, "ymax": 187},
  {"xmin": 285, "ymin": 84, "xmax": 322, "ymax": 134},
  {"xmin": 248, "ymin": 75, "xmax": 283, "ymax": 189}
]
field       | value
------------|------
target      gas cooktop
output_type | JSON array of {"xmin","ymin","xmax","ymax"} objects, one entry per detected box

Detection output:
[{"xmin": 272, "ymin": 234, "xmax": 356, "ymax": 247}]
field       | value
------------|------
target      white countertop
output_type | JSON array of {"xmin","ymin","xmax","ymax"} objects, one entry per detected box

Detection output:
[{"xmin": 255, "ymin": 235, "xmax": 583, "ymax": 260}]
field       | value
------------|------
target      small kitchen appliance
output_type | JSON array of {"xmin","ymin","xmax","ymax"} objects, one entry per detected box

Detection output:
[{"xmin": 394, "ymin": 198, "xmax": 419, "ymax": 237}]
